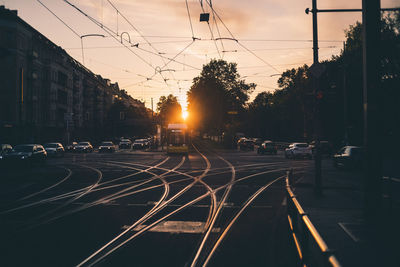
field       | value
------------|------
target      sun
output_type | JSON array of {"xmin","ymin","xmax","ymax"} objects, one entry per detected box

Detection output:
[{"xmin": 182, "ymin": 110, "xmax": 189, "ymax": 120}]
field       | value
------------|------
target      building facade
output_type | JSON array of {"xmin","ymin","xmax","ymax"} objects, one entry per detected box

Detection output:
[{"xmin": 0, "ymin": 6, "xmax": 141, "ymax": 144}]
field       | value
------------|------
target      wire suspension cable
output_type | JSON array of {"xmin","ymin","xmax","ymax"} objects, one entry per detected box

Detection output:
[
  {"xmin": 204, "ymin": 0, "xmax": 279, "ymax": 72},
  {"xmin": 185, "ymin": 0, "xmax": 195, "ymax": 39},
  {"xmin": 36, "ymin": 0, "xmax": 81, "ymax": 38}
]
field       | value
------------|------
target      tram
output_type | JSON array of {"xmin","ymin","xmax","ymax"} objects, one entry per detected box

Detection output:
[{"xmin": 166, "ymin": 123, "xmax": 189, "ymax": 154}]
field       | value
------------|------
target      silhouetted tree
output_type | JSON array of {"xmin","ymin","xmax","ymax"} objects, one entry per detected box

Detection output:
[
  {"xmin": 187, "ymin": 59, "xmax": 255, "ymax": 135},
  {"xmin": 156, "ymin": 94, "xmax": 182, "ymax": 126}
]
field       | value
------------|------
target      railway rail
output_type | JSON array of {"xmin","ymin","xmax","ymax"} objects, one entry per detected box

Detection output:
[{"xmin": 0, "ymin": 142, "xmax": 311, "ymax": 267}]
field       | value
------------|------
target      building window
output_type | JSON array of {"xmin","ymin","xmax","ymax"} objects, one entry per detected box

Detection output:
[
  {"xmin": 57, "ymin": 90, "xmax": 68, "ymax": 105},
  {"xmin": 58, "ymin": 71, "xmax": 67, "ymax": 86}
]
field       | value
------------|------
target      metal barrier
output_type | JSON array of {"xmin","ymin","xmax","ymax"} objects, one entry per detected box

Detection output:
[{"xmin": 286, "ymin": 170, "xmax": 341, "ymax": 267}]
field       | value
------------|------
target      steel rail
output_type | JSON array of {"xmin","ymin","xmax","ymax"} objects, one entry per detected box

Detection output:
[
  {"xmin": 41, "ymin": 157, "xmax": 169, "ymax": 202},
  {"xmin": 77, "ymin": 157, "xmax": 195, "ymax": 267},
  {"xmin": 85, "ymin": 166, "xmax": 301, "ymax": 267},
  {"xmin": 41, "ymin": 157, "xmax": 185, "ymax": 228},
  {"xmin": 22, "ymin": 164, "xmax": 104, "ymax": 229},
  {"xmin": 78, "ymin": 150, "xmax": 213, "ymax": 267},
  {"xmin": 0, "ymin": 165, "xmax": 101, "ymax": 214},
  {"xmin": 0, "ymin": 157, "xmax": 169, "ymax": 214},
  {"xmin": 18, "ymin": 166, "xmax": 73, "ymax": 201},
  {"xmin": 203, "ymin": 175, "xmax": 286, "ymax": 266},
  {"xmin": 190, "ymin": 149, "xmax": 236, "ymax": 267},
  {"xmin": 191, "ymin": 144, "xmax": 216, "ymax": 230}
]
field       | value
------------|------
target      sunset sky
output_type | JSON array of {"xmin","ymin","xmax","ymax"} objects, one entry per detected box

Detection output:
[{"xmin": 2, "ymin": 0, "xmax": 399, "ymax": 112}]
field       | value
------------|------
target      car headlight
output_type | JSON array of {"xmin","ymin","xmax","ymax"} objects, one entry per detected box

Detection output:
[
  {"xmin": 0, "ymin": 155, "xmax": 3, "ymax": 160},
  {"xmin": 21, "ymin": 155, "xmax": 27, "ymax": 159}
]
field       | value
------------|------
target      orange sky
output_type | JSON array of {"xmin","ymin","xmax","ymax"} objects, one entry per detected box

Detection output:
[{"xmin": 2, "ymin": 0, "xmax": 399, "ymax": 110}]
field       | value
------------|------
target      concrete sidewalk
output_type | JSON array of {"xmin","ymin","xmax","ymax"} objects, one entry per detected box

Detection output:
[{"xmin": 291, "ymin": 159, "xmax": 399, "ymax": 267}]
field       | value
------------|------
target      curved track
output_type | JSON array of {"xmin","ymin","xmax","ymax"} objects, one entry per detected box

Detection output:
[{"xmin": 0, "ymin": 143, "xmax": 312, "ymax": 267}]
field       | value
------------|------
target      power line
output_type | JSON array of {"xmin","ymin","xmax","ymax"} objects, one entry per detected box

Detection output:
[
  {"xmin": 203, "ymin": 0, "xmax": 279, "ymax": 72},
  {"xmin": 185, "ymin": 0, "xmax": 195, "ymax": 39},
  {"xmin": 61, "ymin": 0, "xmax": 170, "ymax": 74},
  {"xmin": 36, "ymin": 0, "xmax": 80, "ymax": 38},
  {"xmin": 199, "ymin": 0, "xmax": 221, "ymax": 59}
]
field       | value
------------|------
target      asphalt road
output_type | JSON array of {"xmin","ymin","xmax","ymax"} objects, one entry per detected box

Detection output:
[{"xmin": 0, "ymin": 142, "xmax": 312, "ymax": 267}]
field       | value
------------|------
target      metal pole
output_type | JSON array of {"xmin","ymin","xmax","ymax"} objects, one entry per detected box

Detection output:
[
  {"xmin": 151, "ymin": 97, "xmax": 154, "ymax": 119},
  {"xmin": 362, "ymin": 0, "xmax": 382, "ymax": 222},
  {"xmin": 312, "ymin": 0, "xmax": 318, "ymax": 64},
  {"xmin": 312, "ymin": 0, "xmax": 322, "ymax": 196},
  {"xmin": 81, "ymin": 37, "xmax": 85, "ymax": 65},
  {"xmin": 343, "ymin": 41, "xmax": 348, "ymax": 145}
]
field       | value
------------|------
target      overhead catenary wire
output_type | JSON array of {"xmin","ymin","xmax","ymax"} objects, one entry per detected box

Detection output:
[
  {"xmin": 185, "ymin": 0, "xmax": 195, "ymax": 39},
  {"xmin": 62, "ymin": 0, "xmax": 156, "ymax": 71},
  {"xmin": 199, "ymin": 0, "xmax": 221, "ymax": 59},
  {"xmin": 36, "ymin": 0, "xmax": 81, "ymax": 38},
  {"xmin": 107, "ymin": 0, "xmax": 188, "ymax": 91}
]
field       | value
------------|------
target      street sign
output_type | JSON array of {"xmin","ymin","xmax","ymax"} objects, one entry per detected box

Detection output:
[{"xmin": 309, "ymin": 63, "xmax": 326, "ymax": 78}]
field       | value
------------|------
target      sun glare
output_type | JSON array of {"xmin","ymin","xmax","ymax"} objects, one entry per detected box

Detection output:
[{"xmin": 182, "ymin": 110, "xmax": 189, "ymax": 120}]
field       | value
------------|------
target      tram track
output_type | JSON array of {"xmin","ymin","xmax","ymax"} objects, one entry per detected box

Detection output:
[
  {"xmin": 77, "ymin": 146, "xmax": 213, "ymax": 267},
  {"xmin": 77, "ymin": 146, "xmax": 305, "ymax": 266},
  {"xmin": 0, "ymin": 145, "xmax": 314, "ymax": 267},
  {"xmin": 0, "ymin": 157, "xmax": 170, "ymax": 215}
]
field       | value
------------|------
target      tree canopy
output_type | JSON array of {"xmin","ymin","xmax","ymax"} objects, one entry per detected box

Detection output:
[
  {"xmin": 187, "ymin": 59, "xmax": 255, "ymax": 135},
  {"xmin": 245, "ymin": 11, "xmax": 399, "ymax": 148},
  {"xmin": 156, "ymin": 94, "xmax": 182, "ymax": 125}
]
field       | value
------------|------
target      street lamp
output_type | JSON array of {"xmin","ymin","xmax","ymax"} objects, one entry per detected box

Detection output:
[{"xmin": 80, "ymin": 34, "xmax": 105, "ymax": 66}]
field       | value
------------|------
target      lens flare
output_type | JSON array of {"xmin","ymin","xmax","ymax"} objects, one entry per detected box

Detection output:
[{"xmin": 182, "ymin": 110, "xmax": 189, "ymax": 120}]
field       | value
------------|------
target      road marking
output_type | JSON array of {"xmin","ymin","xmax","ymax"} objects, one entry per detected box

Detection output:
[
  {"xmin": 122, "ymin": 221, "xmax": 221, "ymax": 234},
  {"xmin": 281, "ymin": 197, "xmax": 287, "ymax": 206},
  {"xmin": 338, "ymin": 222, "xmax": 361, "ymax": 242}
]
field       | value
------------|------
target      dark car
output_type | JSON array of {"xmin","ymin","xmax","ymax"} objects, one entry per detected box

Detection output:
[
  {"xmin": 119, "ymin": 139, "xmax": 132, "ymax": 149},
  {"xmin": 3, "ymin": 144, "xmax": 47, "ymax": 167},
  {"xmin": 333, "ymin": 146, "xmax": 363, "ymax": 169},
  {"xmin": 132, "ymin": 139, "xmax": 147, "ymax": 149},
  {"xmin": 0, "ymin": 144, "xmax": 12, "ymax": 157},
  {"xmin": 43, "ymin": 143, "xmax": 65, "ymax": 157},
  {"xmin": 310, "ymin": 140, "xmax": 332, "ymax": 157},
  {"xmin": 74, "ymin": 142, "xmax": 93, "ymax": 153},
  {"xmin": 99, "ymin": 141, "xmax": 115, "ymax": 153},
  {"xmin": 65, "ymin": 142, "xmax": 78, "ymax": 152},
  {"xmin": 257, "ymin": 141, "xmax": 277, "ymax": 155},
  {"xmin": 253, "ymin": 138, "xmax": 263, "ymax": 146},
  {"xmin": 239, "ymin": 139, "xmax": 255, "ymax": 151},
  {"xmin": 0, "ymin": 144, "xmax": 13, "ymax": 166}
]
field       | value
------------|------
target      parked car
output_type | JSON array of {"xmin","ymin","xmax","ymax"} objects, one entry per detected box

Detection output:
[
  {"xmin": 252, "ymin": 138, "xmax": 263, "ymax": 146},
  {"xmin": 0, "ymin": 144, "xmax": 13, "ymax": 166},
  {"xmin": 65, "ymin": 142, "xmax": 78, "ymax": 152},
  {"xmin": 309, "ymin": 140, "xmax": 332, "ymax": 157},
  {"xmin": 285, "ymin": 143, "xmax": 312, "ymax": 159},
  {"xmin": 0, "ymin": 144, "xmax": 13, "ymax": 158},
  {"xmin": 43, "ymin": 143, "xmax": 65, "ymax": 157},
  {"xmin": 239, "ymin": 139, "xmax": 255, "ymax": 151},
  {"xmin": 2, "ymin": 144, "xmax": 47, "ymax": 166},
  {"xmin": 74, "ymin": 142, "xmax": 93, "ymax": 153},
  {"xmin": 333, "ymin": 146, "xmax": 363, "ymax": 169},
  {"xmin": 119, "ymin": 139, "xmax": 132, "ymax": 149},
  {"xmin": 132, "ymin": 139, "xmax": 147, "ymax": 149},
  {"xmin": 98, "ymin": 141, "xmax": 115, "ymax": 153},
  {"xmin": 257, "ymin": 141, "xmax": 277, "ymax": 155}
]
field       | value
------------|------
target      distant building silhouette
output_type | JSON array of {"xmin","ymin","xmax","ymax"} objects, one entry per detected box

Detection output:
[{"xmin": 0, "ymin": 5, "xmax": 143, "ymax": 144}]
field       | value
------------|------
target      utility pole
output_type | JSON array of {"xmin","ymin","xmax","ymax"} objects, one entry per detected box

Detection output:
[
  {"xmin": 151, "ymin": 97, "xmax": 154, "ymax": 119},
  {"xmin": 343, "ymin": 41, "xmax": 348, "ymax": 146},
  {"xmin": 310, "ymin": 0, "xmax": 323, "ymax": 196},
  {"xmin": 362, "ymin": 0, "xmax": 382, "ymax": 222}
]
